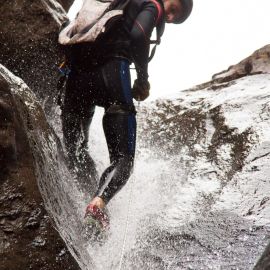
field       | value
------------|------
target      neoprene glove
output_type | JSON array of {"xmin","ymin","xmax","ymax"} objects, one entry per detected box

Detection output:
[{"xmin": 132, "ymin": 79, "xmax": 150, "ymax": 101}]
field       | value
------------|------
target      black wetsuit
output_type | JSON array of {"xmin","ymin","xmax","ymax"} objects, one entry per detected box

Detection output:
[{"xmin": 62, "ymin": 0, "xmax": 165, "ymax": 204}]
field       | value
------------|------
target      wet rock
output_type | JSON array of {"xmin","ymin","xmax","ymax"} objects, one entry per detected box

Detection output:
[
  {"xmin": 0, "ymin": 64, "xmax": 80, "ymax": 270},
  {"xmin": 2, "ymin": 1, "xmax": 270, "ymax": 266},
  {"xmin": 59, "ymin": 0, "xmax": 75, "ymax": 11},
  {"xmin": 125, "ymin": 212, "xmax": 269, "ymax": 270},
  {"xmin": 0, "ymin": 0, "xmax": 68, "ymax": 114},
  {"xmin": 137, "ymin": 46, "xmax": 270, "ymax": 268},
  {"xmin": 212, "ymin": 45, "xmax": 270, "ymax": 82},
  {"xmin": 25, "ymin": 209, "xmax": 42, "ymax": 229},
  {"xmin": 2, "ymin": 226, "xmax": 14, "ymax": 234},
  {"xmin": 183, "ymin": 45, "xmax": 270, "ymax": 93},
  {"xmin": 32, "ymin": 236, "xmax": 46, "ymax": 247},
  {"xmin": 0, "ymin": 209, "xmax": 21, "ymax": 220},
  {"xmin": 124, "ymin": 212, "xmax": 269, "ymax": 270},
  {"xmin": 254, "ymin": 242, "xmax": 270, "ymax": 270}
]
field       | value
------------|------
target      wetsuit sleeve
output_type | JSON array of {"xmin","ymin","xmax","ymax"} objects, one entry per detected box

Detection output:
[{"xmin": 130, "ymin": 1, "xmax": 161, "ymax": 82}]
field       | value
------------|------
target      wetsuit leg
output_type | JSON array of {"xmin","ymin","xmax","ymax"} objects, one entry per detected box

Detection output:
[
  {"xmin": 95, "ymin": 60, "xmax": 136, "ymax": 204},
  {"xmin": 61, "ymin": 71, "xmax": 98, "ymax": 193}
]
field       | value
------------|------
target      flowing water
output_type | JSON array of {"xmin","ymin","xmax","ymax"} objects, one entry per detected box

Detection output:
[
  {"xmin": 4, "ymin": 54, "xmax": 270, "ymax": 269},
  {"xmin": 35, "ymin": 96, "xmax": 270, "ymax": 270}
]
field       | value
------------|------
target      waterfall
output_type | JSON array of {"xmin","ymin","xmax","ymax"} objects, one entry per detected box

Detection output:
[{"xmin": 7, "ymin": 59, "xmax": 269, "ymax": 269}]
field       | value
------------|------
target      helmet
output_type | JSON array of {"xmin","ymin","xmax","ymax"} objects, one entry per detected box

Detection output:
[{"xmin": 176, "ymin": 0, "xmax": 193, "ymax": 24}]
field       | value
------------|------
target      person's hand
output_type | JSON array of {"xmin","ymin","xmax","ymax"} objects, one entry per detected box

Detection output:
[{"xmin": 132, "ymin": 79, "xmax": 150, "ymax": 101}]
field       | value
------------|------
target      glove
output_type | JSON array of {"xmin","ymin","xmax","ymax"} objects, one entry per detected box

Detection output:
[{"xmin": 132, "ymin": 79, "xmax": 150, "ymax": 101}]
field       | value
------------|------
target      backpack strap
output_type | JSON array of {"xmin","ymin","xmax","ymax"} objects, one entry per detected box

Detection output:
[
  {"xmin": 148, "ymin": 0, "xmax": 164, "ymax": 62},
  {"xmin": 150, "ymin": 0, "xmax": 163, "ymax": 24},
  {"xmin": 148, "ymin": 27, "xmax": 161, "ymax": 62}
]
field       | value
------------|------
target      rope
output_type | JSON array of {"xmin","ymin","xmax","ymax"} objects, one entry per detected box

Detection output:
[
  {"xmin": 118, "ymin": 100, "xmax": 139, "ymax": 270},
  {"xmin": 118, "ymin": 176, "xmax": 134, "ymax": 270}
]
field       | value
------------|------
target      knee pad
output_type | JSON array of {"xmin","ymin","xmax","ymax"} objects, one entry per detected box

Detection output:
[{"xmin": 105, "ymin": 104, "xmax": 137, "ymax": 115}]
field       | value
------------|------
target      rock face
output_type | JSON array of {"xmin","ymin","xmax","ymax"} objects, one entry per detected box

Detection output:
[
  {"xmin": 254, "ymin": 242, "xmax": 270, "ymax": 270},
  {"xmin": 59, "ymin": 0, "xmax": 75, "ymax": 11},
  {"xmin": 0, "ymin": 64, "xmax": 80, "ymax": 270},
  {"xmin": 133, "ymin": 47, "xmax": 270, "ymax": 269},
  {"xmin": 1, "ymin": 1, "xmax": 270, "ymax": 267},
  {"xmin": 0, "ymin": 0, "xmax": 68, "ymax": 114},
  {"xmin": 213, "ymin": 45, "xmax": 270, "ymax": 82}
]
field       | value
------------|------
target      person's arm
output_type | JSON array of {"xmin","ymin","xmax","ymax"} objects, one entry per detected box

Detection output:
[{"xmin": 130, "ymin": 0, "xmax": 162, "ymax": 83}]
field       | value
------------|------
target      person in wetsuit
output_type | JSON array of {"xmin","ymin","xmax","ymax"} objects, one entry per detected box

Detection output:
[{"xmin": 61, "ymin": 0, "xmax": 193, "ymax": 228}]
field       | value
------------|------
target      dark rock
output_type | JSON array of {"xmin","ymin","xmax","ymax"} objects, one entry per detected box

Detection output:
[
  {"xmin": 25, "ymin": 208, "xmax": 42, "ymax": 229},
  {"xmin": 0, "ymin": 0, "xmax": 68, "ymax": 114},
  {"xmin": 124, "ymin": 213, "xmax": 269, "ymax": 270},
  {"xmin": 137, "ymin": 50, "xmax": 270, "ymax": 268},
  {"xmin": 180, "ymin": 45, "xmax": 270, "ymax": 92},
  {"xmin": 212, "ymin": 45, "xmax": 270, "ymax": 82},
  {"xmin": 32, "ymin": 236, "xmax": 46, "ymax": 247},
  {"xmin": 254, "ymin": 242, "xmax": 270, "ymax": 270},
  {"xmin": 59, "ymin": 0, "xmax": 74, "ymax": 12},
  {"xmin": 0, "ymin": 65, "xmax": 80, "ymax": 270},
  {"xmin": 59, "ymin": 0, "xmax": 75, "ymax": 11}
]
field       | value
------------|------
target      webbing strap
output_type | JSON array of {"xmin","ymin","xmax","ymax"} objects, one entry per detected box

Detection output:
[
  {"xmin": 150, "ymin": 0, "xmax": 163, "ymax": 23},
  {"xmin": 148, "ymin": 44, "xmax": 157, "ymax": 62},
  {"xmin": 148, "ymin": 0, "xmax": 163, "ymax": 62},
  {"xmin": 148, "ymin": 26, "xmax": 161, "ymax": 62},
  {"xmin": 105, "ymin": 104, "xmax": 137, "ymax": 115}
]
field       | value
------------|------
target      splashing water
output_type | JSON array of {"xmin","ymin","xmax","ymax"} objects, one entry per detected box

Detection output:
[
  {"xmin": 6, "ymin": 60, "xmax": 270, "ymax": 269},
  {"xmin": 44, "ymin": 105, "xmax": 186, "ymax": 270},
  {"xmin": 44, "ymin": 97, "xmax": 269, "ymax": 269},
  {"xmin": 57, "ymin": 105, "xmax": 268, "ymax": 270},
  {"xmin": 85, "ymin": 107, "xmax": 187, "ymax": 269}
]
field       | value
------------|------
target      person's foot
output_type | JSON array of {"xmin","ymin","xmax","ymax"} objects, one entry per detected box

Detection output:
[
  {"xmin": 90, "ymin": 196, "xmax": 105, "ymax": 209},
  {"xmin": 85, "ymin": 203, "xmax": 109, "ymax": 230}
]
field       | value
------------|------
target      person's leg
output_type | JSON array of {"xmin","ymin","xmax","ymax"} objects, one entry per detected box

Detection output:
[
  {"xmin": 88, "ymin": 60, "xmax": 136, "ymax": 207},
  {"xmin": 61, "ymin": 71, "xmax": 98, "ymax": 194},
  {"xmin": 61, "ymin": 75, "xmax": 82, "ymax": 166},
  {"xmin": 97, "ymin": 111, "xmax": 136, "ymax": 204},
  {"xmin": 75, "ymin": 105, "xmax": 99, "ymax": 193}
]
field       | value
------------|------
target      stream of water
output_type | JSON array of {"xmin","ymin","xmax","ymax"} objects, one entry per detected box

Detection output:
[{"xmin": 39, "ymin": 105, "xmax": 269, "ymax": 270}]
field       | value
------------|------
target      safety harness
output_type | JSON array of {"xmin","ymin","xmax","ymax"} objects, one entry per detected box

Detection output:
[{"xmin": 57, "ymin": 0, "xmax": 164, "ymax": 103}]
